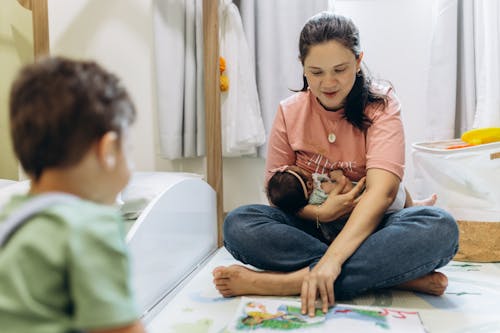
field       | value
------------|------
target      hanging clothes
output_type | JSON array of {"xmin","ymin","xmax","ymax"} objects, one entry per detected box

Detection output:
[
  {"xmin": 219, "ymin": 0, "xmax": 266, "ymax": 156},
  {"xmin": 153, "ymin": 0, "xmax": 205, "ymax": 159}
]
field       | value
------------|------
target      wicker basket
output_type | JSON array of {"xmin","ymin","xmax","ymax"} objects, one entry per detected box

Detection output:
[{"xmin": 454, "ymin": 220, "xmax": 500, "ymax": 262}]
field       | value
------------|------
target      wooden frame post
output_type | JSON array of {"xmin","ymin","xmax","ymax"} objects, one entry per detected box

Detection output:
[
  {"xmin": 31, "ymin": 0, "xmax": 50, "ymax": 59},
  {"xmin": 203, "ymin": 0, "xmax": 223, "ymax": 247},
  {"xmin": 17, "ymin": 0, "xmax": 50, "ymax": 60}
]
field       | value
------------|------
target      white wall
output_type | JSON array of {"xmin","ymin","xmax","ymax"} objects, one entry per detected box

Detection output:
[
  {"xmin": 47, "ymin": 0, "xmax": 435, "ymax": 211},
  {"xmin": 48, "ymin": 0, "xmax": 157, "ymax": 172},
  {"xmin": 0, "ymin": 1, "xmax": 34, "ymax": 180}
]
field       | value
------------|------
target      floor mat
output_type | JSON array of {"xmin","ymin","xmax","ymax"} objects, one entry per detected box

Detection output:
[{"xmin": 146, "ymin": 247, "xmax": 500, "ymax": 333}]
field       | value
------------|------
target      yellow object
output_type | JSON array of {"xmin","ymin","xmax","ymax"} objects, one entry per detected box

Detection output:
[
  {"xmin": 219, "ymin": 56, "xmax": 229, "ymax": 91},
  {"xmin": 220, "ymin": 74, "xmax": 229, "ymax": 91},
  {"xmin": 219, "ymin": 56, "xmax": 226, "ymax": 73},
  {"xmin": 461, "ymin": 127, "xmax": 500, "ymax": 145}
]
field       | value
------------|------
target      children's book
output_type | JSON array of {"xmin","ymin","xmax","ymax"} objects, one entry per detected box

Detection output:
[{"xmin": 227, "ymin": 297, "xmax": 427, "ymax": 333}]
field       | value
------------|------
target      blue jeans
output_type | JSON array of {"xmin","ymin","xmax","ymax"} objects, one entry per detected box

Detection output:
[{"xmin": 223, "ymin": 205, "xmax": 459, "ymax": 300}]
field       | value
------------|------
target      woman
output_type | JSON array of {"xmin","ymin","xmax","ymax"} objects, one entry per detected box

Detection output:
[{"xmin": 213, "ymin": 12, "xmax": 458, "ymax": 317}]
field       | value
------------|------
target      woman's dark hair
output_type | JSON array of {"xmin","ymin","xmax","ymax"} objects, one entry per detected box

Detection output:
[
  {"xmin": 267, "ymin": 171, "xmax": 308, "ymax": 215},
  {"xmin": 298, "ymin": 11, "xmax": 388, "ymax": 131},
  {"xmin": 9, "ymin": 56, "xmax": 136, "ymax": 181}
]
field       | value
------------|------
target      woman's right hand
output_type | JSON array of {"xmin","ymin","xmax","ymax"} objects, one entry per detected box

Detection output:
[
  {"xmin": 301, "ymin": 256, "xmax": 342, "ymax": 316},
  {"xmin": 318, "ymin": 177, "xmax": 366, "ymax": 222}
]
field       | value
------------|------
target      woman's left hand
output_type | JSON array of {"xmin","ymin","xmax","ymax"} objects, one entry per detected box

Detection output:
[{"xmin": 300, "ymin": 257, "xmax": 342, "ymax": 317}]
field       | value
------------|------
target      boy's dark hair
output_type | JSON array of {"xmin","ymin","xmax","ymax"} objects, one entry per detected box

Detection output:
[
  {"xmin": 9, "ymin": 56, "xmax": 136, "ymax": 181},
  {"xmin": 267, "ymin": 171, "xmax": 308, "ymax": 215},
  {"xmin": 297, "ymin": 11, "xmax": 388, "ymax": 131}
]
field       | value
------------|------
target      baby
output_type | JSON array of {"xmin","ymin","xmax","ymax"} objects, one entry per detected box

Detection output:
[{"xmin": 267, "ymin": 165, "xmax": 436, "ymax": 217}]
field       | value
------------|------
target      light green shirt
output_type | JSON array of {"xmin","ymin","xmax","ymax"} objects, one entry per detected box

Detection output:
[{"xmin": 0, "ymin": 195, "xmax": 139, "ymax": 333}]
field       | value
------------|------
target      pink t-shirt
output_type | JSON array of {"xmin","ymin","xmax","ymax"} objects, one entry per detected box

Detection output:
[{"xmin": 265, "ymin": 87, "xmax": 405, "ymax": 184}]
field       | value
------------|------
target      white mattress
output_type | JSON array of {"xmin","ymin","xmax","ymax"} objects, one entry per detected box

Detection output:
[{"xmin": 147, "ymin": 247, "xmax": 500, "ymax": 333}]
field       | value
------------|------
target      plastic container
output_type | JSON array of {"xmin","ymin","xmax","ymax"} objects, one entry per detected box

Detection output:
[{"xmin": 412, "ymin": 139, "xmax": 500, "ymax": 262}]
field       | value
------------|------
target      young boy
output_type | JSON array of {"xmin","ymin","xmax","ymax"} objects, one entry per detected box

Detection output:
[{"xmin": 0, "ymin": 57, "xmax": 146, "ymax": 333}]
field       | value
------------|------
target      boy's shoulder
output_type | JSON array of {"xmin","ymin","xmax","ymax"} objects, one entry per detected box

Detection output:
[
  {"xmin": 45, "ymin": 195, "xmax": 121, "ymax": 223},
  {"xmin": 1, "ymin": 194, "xmax": 123, "ymax": 239}
]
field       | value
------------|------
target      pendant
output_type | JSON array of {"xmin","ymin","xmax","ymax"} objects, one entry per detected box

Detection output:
[{"xmin": 328, "ymin": 132, "xmax": 336, "ymax": 143}]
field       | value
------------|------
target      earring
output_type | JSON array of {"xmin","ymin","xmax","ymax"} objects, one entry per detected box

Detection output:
[{"xmin": 106, "ymin": 155, "xmax": 116, "ymax": 168}]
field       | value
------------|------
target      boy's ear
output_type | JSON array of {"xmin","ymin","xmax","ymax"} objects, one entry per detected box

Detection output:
[{"xmin": 97, "ymin": 131, "xmax": 118, "ymax": 170}]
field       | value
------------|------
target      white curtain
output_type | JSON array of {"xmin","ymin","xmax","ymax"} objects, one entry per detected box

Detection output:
[
  {"xmin": 153, "ymin": 0, "xmax": 205, "ymax": 159},
  {"xmin": 426, "ymin": 0, "xmax": 500, "ymax": 140},
  {"xmin": 236, "ymin": 0, "xmax": 329, "ymax": 157},
  {"xmin": 473, "ymin": 1, "xmax": 500, "ymax": 128}
]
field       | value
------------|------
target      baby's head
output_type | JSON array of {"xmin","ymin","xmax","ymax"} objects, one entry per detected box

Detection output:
[
  {"xmin": 266, "ymin": 166, "xmax": 312, "ymax": 214},
  {"xmin": 9, "ymin": 56, "xmax": 136, "ymax": 201}
]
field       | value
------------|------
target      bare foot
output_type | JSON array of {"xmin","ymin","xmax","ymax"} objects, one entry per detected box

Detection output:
[
  {"xmin": 395, "ymin": 271, "xmax": 448, "ymax": 296},
  {"xmin": 212, "ymin": 265, "xmax": 306, "ymax": 297},
  {"xmin": 412, "ymin": 193, "xmax": 438, "ymax": 207}
]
